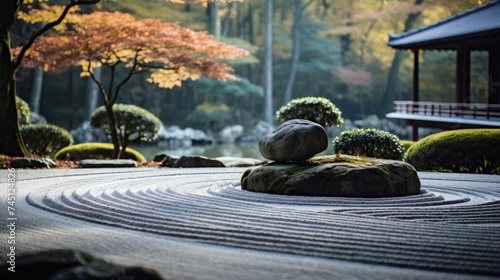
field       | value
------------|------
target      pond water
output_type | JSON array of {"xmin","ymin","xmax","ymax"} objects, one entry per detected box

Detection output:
[
  {"xmin": 132, "ymin": 143, "xmax": 265, "ymax": 161},
  {"xmin": 132, "ymin": 142, "xmax": 335, "ymax": 162}
]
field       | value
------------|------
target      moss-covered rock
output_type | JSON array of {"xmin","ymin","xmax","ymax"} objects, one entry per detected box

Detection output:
[
  {"xmin": 241, "ymin": 155, "xmax": 420, "ymax": 197},
  {"xmin": 54, "ymin": 143, "xmax": 146, "ymax": 162},
  {"xmin": 405, "ymin": 129, "xmax": 500, "ymax": 174}
]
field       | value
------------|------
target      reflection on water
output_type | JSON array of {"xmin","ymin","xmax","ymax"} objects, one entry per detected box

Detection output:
[
  {"xmin": 132, "ymin": 143, "xmax": 266, "ymax": 161},
  {"xmin": 133, "ymin": 142, "xmax": 335, "ymax": 162}
]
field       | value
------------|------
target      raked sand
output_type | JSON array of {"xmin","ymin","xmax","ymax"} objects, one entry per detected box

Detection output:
[{"xmin": 1, "ymin": 168, "xmax": 499, "ymax": 279}]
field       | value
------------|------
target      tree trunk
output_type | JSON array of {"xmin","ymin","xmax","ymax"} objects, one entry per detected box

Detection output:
[
  {"xmin": 380, "ymin": 0, "xmax": 424, "ymax": 115},
  {"xmin": 283, "ymin": 0, "xmax": 308, "ymax": 104},
  {"xmin": 236, "ymin": 2, "xmax": 244, "ymax": 38},
  {"xmin": 208, "ymin": 1, "xmax": 221, "ymax": 38},
  {"xmin": 85, "ymin": 67, "xmax": 101, "ymax": 119},
  {"xmin": 0, "ymin": 0, "xmax": 28, "ymax": 157},
  {"xmin": 104, "ymin": 103, "xmax": 122, "ymax": 159},
  {"xmin": 221, "ymin": 2, "xmax": 234, "ymax": 37},
  {"xmin": 264, "ymin": 0, "xmax": 274, "ymax": 125},
  {"xmin": 29, "ymin": 68, "xmax": 43, "ymax": 113}
]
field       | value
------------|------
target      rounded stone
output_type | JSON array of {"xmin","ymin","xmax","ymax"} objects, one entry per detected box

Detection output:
[
  {"xmin": 258, "ymin": 119, "xmax": 328, "ymax": 162},
  {"xmin": 241, "ymin": 155, "xmax": 421, "ymax": 197}
]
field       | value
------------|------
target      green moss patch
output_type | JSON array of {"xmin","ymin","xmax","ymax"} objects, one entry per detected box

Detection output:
[{"xmin": 54, "ymin": 143, "xmax": 146, "ymax": 162}]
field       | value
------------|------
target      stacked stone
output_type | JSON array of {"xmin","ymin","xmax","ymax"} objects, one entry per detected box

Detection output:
[
  {"xmin": 243, "ymin": 119, "xmax": 421, "ymax": 197},
  {"xmin": 259, "ymin": 119, "xmax": 328, "ymax": 162}
]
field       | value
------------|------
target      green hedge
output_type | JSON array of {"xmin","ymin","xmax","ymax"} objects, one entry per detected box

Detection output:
[
  {"xmin": 332, "ymin": 128, "xmax": 405, "ymax": 160},
  {"xmin": 276, "ymin": 97, "xmax": 344, "ymax": 127},
  {"xmin": 406, "ymin": 129, "xmax": 500, "ymax": 174},
  {"xmin": 400, "ymin": 140, "xmax": 417, "ymax": 153},
  {"xmin": 54, "ymin": 143, "xmax": 146, "ymax": 162},
  {"xmin": 20, "ymin": 124, "xmax": 73, "ymax": 157}
]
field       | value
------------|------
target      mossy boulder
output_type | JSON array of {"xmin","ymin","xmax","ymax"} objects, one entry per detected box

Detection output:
[
  {"xmin": 241, "ymin": 155, "xmax": 420, "ymax": 197},
  {"xmin": 405, "ymin": 129, "xmax": 500, "ymax": 174}
]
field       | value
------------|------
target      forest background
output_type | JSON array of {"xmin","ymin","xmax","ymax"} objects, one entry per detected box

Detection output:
[{"xmin": 12, "ymin": 0, "xmax": 490, "ymax": 137}]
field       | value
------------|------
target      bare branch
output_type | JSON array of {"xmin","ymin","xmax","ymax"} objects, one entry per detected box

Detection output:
[
  {"xmin": 86, "ymin": 60, "xmax": 110, "ymax": 106},
  {"xmin": 113, "ymin": 49, "xmax": 141, "ymax": 104},
  {"xmin": 13, "ymin": 0, "xmax": 100, "ymax": 71}
]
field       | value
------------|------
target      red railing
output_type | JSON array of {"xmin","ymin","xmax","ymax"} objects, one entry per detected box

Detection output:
[{"xmin": 393, "ymin": 101, "xmax": 500, "ymax": 120}]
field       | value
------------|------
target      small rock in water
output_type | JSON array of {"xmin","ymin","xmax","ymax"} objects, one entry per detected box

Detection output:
[{"xmin": 259, "ymin": 119, "xmax": 328, "ymax": 162}]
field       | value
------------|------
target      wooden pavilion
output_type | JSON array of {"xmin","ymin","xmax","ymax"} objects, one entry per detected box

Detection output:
[{"xmin": 386, "ymin": 0, "xmax": 500, "ymax": 141}]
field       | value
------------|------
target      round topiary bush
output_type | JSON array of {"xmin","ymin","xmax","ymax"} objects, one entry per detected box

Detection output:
[
  {"xmin": 276, "ymin": 97, "xmax": 344, "ymax": 127},
  {"xmin": 16, "ymin": 96, "xmax": 31, "ymax": 125},
  {"xmin": 20, "ymin": 124, "xmax": 73, "ymax": 157},
  {"xmin": 90, "ymin": 104, "xmax": 162, "ymax": 150},
  {"xmin": 405, "ymin": 129, "xmax": 500, "ymax": 174},
  {"xmin": 54, "ymin": 143, "xmax": 146, "ymax": 162},
  {"xmin": 332, "ymin": 128, "xmax": 405, "ymax": 160}
]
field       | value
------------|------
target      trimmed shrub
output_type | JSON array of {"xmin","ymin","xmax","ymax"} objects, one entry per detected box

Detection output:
[
  {"xmin": 401, "ymin": 140, "xmax": 417, "ymax": 153},
  {"xmin": 276, "ymin": 97, "xmax": 344, "ymax": 127},
  {"xmin": 20, "ymin": 124, "xmax": 73, "ymax": 157},
  {"xmin": 405, "ymin": 129, "xmax": 500, "ymax": 174},
  {"xmin": 90, "ymin": 104, "xmax": 162, "ymax": 150},
  {"xmin": 16, "ymin": 96, "xmax": 31, "ymax": 125},
  {"xmin": 332, "ymin": 128, "xmax": 405, "ymax": 160},
  {"xmin": 54, "ymin": 143, "xmax": 146, "ymax": 162}
]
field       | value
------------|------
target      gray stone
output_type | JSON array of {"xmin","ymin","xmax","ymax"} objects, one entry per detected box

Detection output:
[
  {"xmin": 160, "ymin": 154, "xmax": 180, "ymax": 167},
  {"xmin": 241, "ymin": 155, "xmax": 420, "ymax": 197},
  {"xmin": 215, "ymin": 157, "xmax": 264, "ymax": 167},
  {"xmin": 10, "ymin": 158, "xmax": 57, "ymax": 169},
  {"xmin": 259, "ymin": 119, "xmax": 327, "ymax": 162},
  {"xmin": 1, "ymin": 250, "xmax": 162, "ymax": 280},
  {"xmin": 172, "ymin": 156, "xmax": 225, "ymax": 168},
  {"xmin": 79, "ymin": 159, "xmax": 137, "ymax": 168},
  {"xmin": 153, "ymin": 154, "xmax": 167, "ymax": 162}
]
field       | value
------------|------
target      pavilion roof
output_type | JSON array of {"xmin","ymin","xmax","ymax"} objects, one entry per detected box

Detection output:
[{"xmin": 388, "ymin": 0, "xmax": 500, "ymax": 50}]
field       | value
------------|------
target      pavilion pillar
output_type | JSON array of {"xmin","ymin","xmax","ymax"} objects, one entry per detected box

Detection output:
[
  {"xmin": 456, "ymin": 46, "xmax": 470, "ymax": 104},
  {"xmin": 488, "ymin": 47, "xmax": 500, "ymax": 104},
  {"xmin": 411, "ymin": 49, "xmax": 419, "ymax": 141},
  {"xmin": 412, "ymin": 49, "xmax": 419, "ymax": 102}
]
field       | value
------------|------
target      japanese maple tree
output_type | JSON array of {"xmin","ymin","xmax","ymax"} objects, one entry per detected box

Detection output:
[
  {"xmin": 15, "ymin": 9, "xmax": 249, "ymax": 158},
  {"xmin": 0, "ymin": 0, "xmax": 99, "ymax": 157}
]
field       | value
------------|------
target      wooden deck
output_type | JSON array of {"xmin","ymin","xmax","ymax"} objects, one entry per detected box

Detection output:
[{"xmin": 386, "ymin": 101, "xmax": 500, "ymax": 140}]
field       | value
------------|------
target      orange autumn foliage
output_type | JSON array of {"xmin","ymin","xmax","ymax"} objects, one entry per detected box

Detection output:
[{"xmin": 14, "ymin": 10, "xmax": 249, "ymax": 89}]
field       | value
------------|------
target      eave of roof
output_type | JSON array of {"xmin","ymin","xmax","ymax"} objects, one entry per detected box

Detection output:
[{"xmin": 388, "ymin": 0, "xmax": 500, "ymax": 50}]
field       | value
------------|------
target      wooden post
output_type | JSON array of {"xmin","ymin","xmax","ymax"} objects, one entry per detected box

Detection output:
[
  {"xmin": 412, "ymin": 49, "xmax": 419, "ymax": 103},
  {"xmin": 456, "ymin": 46, "xmax": 470, "ymax": 104},
  {"xmin": 489, "ymin": 47, "xmax": 500, "ymax": 104},
  {"xmin": 412, "ymin": 49, "xmax": 419, "ymax": 141}
]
